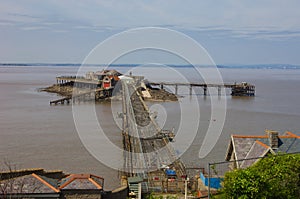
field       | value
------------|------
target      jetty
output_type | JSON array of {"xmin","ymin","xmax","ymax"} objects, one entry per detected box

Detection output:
[
  {"xmin": 47, "ymin": 68, "xmax": 255, "ymax": 105},
  {"xmin": 49, "ymin": 78, "xmax": 255, "ymax": 105},
  {"xmin": 121, "ymin": 79, "xmax": 187, "ymax": 194},
  {"xmin": 148, "ymin": 81, "xmax": 255, "ymax": 96}
]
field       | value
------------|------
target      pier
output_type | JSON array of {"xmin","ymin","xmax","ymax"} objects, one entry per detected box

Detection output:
[
  {"xmin": 50, "ymin": 88, "xmax": 113, "ymax": 105},
  {"xmin": 46, "ymin": 70, "xmax": 256, "ymax": 195},
  {"xmin": 50, "ymin": 72, "xmax": 255, "ymax": 105},
  {"xmin": 121, "ymin": 79, "xmax": 186, "ymax": 194},
  {"xmin": 148, "ymin": 82, "xmax": 255, "ymax": 96}
]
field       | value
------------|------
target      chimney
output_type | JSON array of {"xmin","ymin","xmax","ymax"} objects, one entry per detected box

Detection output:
[{"xmin": 266, "ymin": 130, "xmax": 279, "ymax": 149}]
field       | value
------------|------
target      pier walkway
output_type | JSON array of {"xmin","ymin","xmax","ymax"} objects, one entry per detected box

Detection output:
[
  {"xmin": 50, "ymin": 75, "xmax": 254, "ymax": 106},
  {"xmin": 121, "ymin": 80, "xmax": 186, "ymax": 193},
  {"xmin": 148, "ymin": 81, "xmax": 255, "ymax": 96}
]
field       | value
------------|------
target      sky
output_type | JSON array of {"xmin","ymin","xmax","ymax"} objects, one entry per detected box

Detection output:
[{"xmin": 1, "ymin": 0, "xmax": 300, "ymax": 65}]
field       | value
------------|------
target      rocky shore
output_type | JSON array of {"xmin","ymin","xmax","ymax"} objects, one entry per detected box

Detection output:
[
  {"xmin": 41, "ymin": 84, "xmax": 91, "ymax": 97},
  {"xmin": 42, "ymin": 84, "xmax": 178, "ymax": 102},
  {"xmin": 147, "ymin": 88, "xmax": 178, "ymax": 101}
]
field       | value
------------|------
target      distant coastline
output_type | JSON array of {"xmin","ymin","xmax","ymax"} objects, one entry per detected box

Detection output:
[{"xmin": 1, "ymin": 63, "xmax": 300, "ymax": 69}]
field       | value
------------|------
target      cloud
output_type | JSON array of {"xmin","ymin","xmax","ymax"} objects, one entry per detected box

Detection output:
[
  {"xmin": 1, "ymin": 0, "xmax": 300, "ymax": 39},
  {"xmin": 21, "ymin": 26, "xmax": 48, "ymax": 31},
  {"xmin": 0, "ymin": 21, "xmax": 15, "ymax": 26}
]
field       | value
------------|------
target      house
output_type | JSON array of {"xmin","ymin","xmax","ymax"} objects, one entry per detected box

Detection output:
[
  {"xmin": 83, "ymin": 69, "xmax": 122, "ymax": 91},
  {"xmin": 86, "ymin": 69, "xmax": 122, "ymax": 81},
  {"xmin": 0, "ymin": 168, "xmax": 128, "ymax": 199},
  {"xmin": 225, "ymin": 130, "xmax": 300, "ymax": 169},
  {"xmin": 0, "ymin": 173, "xmax": 60, "ymax": 198}
]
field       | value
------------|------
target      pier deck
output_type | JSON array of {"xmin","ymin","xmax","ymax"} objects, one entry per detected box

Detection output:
[
  {"xmin": 54, "ymin": 76, "xmax": 255, "ymax": 100},
  {"xmin": 121, "ymin": 80, "xmax": 186, "ymax": 193},
  {"xmin": 148, "ymin": 81, "xmax": 255, "ymax": 96}
]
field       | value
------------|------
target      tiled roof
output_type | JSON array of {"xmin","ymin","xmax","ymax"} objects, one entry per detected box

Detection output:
[
  {"xmin": 60, "ymin": 174, "xmax": 103, "ymax": 190},
  {"xmin": 277, "ymin": 137, "xmax": 300, "ymax": 153},
  {"xmin": 228, "ymin": 131, "xmax": 300, "ymax": 168},
  {"xmin": 0, "ymin": 174, "xmax": 59, "ymax": 194},
  {"xmin": 232, "ymin": 137, "xmax": 257, "ymax": 160},
  {"xmin": 0, "ymin": 172, "xmax": 104, "ymax": 194},
  {"xmin": 38, "ymin": 174, "xmax": 59, "ymax": 188},
  {"xmin": 240, "ymin": 141, "xmax": 270, "ymax": 168},
  {"xmin": 285, "ymin": 131, "xmax": 300, "ymax": 138}
]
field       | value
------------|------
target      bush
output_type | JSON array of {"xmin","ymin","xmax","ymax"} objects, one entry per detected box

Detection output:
[{"xmin": 221, "ymin": 153, "xmax": 300, "ymax": 199}]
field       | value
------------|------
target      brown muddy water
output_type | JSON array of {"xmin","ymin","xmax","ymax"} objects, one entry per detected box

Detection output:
[{"xmin": 0, "ymin": 66, "xmax": 300, "ymax": 190}]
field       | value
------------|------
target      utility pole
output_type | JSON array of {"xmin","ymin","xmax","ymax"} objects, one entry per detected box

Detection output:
[
  {"xmin": 138, "ymin": 182, "xmax": 142, "ymax": 199},
  {"xmin": 185, "ymin": 177, "xmax": 189, "ymax": 199}
]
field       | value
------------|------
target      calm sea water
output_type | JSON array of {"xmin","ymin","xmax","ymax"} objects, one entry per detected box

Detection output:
[{"xmin": 0, "ymin": 66, "xmax": 300, "ymax": 189}]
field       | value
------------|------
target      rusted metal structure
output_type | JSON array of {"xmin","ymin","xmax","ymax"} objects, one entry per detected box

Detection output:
[
  {"xmin": 49, "ymin": 88, "xmax": 112, "ymax": 105},
  {"xmin": 50, "ymin": 70, "xmax": 122, "ymax": 105},
  {"xmin": 148, "ymin": 81, "xmax": 255, "ymax": 96},
  {"xmin": 231, "ymin": 82, "xmax": 255, "ymax": 96},
  {"xmin": 56, "ymin": 69, "xmax": 121, "ymax": 90}
]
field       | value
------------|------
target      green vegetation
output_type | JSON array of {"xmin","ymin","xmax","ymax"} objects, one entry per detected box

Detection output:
[
  {"xmin": 219, "ymin": 153, "xmax": 300, "ymax": 199},
  {"xmin": 145, "ymin": 192, "xmax": 178, "ymax": 199}
]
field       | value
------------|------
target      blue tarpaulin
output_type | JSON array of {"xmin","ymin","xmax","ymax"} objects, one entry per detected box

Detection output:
[
  {"xmin": 165, "ymin": 169, "xmax": 176, "ymax": 176},
  {"xmin": 200, "ymin": 172, "xmax": 223, "ymax": 189}
]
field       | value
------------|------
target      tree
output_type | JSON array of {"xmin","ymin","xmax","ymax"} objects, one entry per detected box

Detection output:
[
  {"xmin": 0, "ymin": 161, "xmax": 27, "ymax": 199},
  {"xmin": 221, "ymin": 153, "xmax": 300, "ymax": 199}
]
